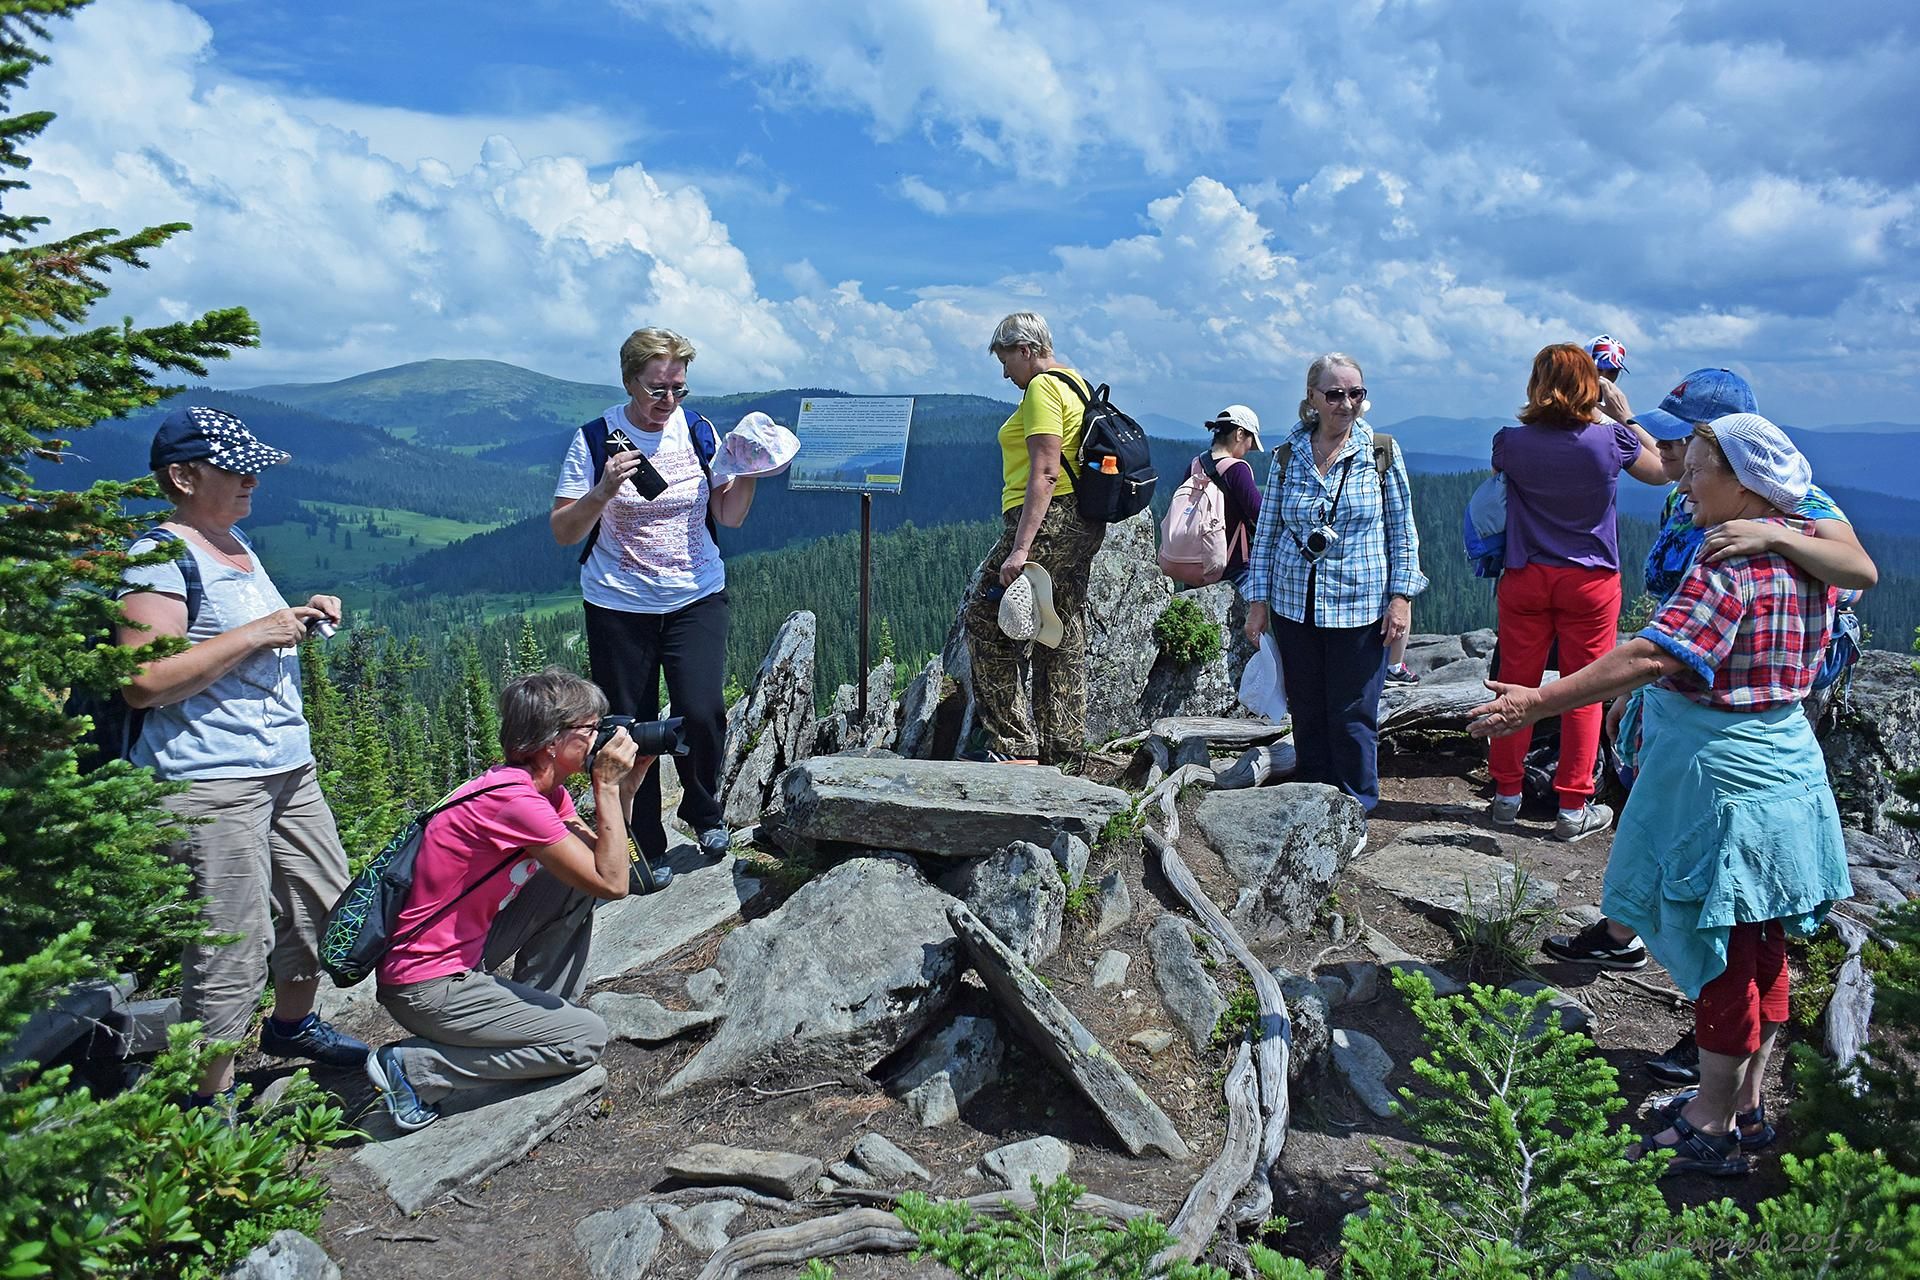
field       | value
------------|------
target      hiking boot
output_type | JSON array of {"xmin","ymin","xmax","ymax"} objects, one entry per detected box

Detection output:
[
  {"xmin": 365, "ymin": 1046, "xmax": 438, "ymax": 1132},
  {"xmin": 259, "ymin": 1013, "xmax": 370, "ymax": 1069},
  {"xmin": 1653, "ymin": 1089, "xmax": 1775, "ymax": 1150},
  {"xmin": 696, "ymin": 826, "xmax": 732, "ymax": 859},
  {"xmin": 1542, "ymin": 919, "xmax": 1650, "ymax": 970},
  {"xmin": 1645, "ymin": 1030, "xmax": 1703, "ymax": 1086},
  {"xmin": 1385, "ymin": 662, "xmax": 1420, "ymax": 685},
  {"xmin": 1553, "ymin": 803, "xmax": 1614, "ymax": 843},
  {"xmin": 1488, "ymin": 793, "xmax": 1522, "ymax": 826}
]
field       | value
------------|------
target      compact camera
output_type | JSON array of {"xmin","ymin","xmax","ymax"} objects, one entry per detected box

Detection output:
[
  {"xmin": 1302, "ymin": 524, "xmax": 1339, "ymax": 563},
  {"xmin": 305, "ymin": 617, "xmax": 337, "ymax": 640},
  {"xmin": 587, "ymin": 714, "xmax": 689, "ymax": 769}
]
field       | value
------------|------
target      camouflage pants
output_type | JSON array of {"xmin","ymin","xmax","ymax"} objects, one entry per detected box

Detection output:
[{"xmin": 964, "ymin": 497, "xmax": 1106, "ymax": 763}]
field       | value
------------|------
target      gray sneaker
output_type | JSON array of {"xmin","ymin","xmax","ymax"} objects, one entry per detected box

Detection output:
[
  {"xmin": 1488, "ymin": 793, "xmax": 1522, "ymax": 826},
  {"xmin": 1553, "ymin": 803, "xmax": 1614, "ymax": 843}
]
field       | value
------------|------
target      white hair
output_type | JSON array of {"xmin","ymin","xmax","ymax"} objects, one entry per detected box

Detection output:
[{"xmin": 988, "ymin": 311, "xmax": 1053, "ymax": 356}]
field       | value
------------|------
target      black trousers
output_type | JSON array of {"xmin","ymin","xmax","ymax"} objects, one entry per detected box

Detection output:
[{"xmin": 583, "ymin": 592, "xmax": 729, "ymax": 859}]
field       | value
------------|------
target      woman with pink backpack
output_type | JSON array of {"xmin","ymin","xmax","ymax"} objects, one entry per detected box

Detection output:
[{"xmin": 1158, "ymin": 405, "xmax": 1264, "ymax": 592}]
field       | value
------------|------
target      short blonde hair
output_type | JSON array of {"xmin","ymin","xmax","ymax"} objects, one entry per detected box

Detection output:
[
  {"xmin": 619, "ymin": 328, "xmax": 697, "ymax": 386},
  {"xmin": 988, "ymin": 312, "xmax": 1053, "ymax": 356},
  {"xmin": 1299, "ymin": 353, "xmax": 1364, "ymax": 428}
]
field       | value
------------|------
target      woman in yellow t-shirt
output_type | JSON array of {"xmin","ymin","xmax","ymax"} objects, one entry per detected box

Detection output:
[{"xmin": 962, "ymin": 311, "xmax": 1107, "ymax": 766}]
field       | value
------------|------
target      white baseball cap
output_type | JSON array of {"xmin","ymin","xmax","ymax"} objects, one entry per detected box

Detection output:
[{"xmin": 1208, "ymin": 405, "xmax": 1264, "ymax": 451}]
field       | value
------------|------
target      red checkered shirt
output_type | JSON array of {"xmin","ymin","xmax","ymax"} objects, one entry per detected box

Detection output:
[{"xmin": 1639, "ymin": 518, "xmax": 1836, "ymax": 710}]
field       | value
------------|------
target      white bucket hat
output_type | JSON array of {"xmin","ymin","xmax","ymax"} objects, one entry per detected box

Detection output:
[
  {"xmin": 710, "ymin": 411, "xmax": 801, "ymax": 486},
  {"xmin": 998, "ymin": 564, "xmax": 1064, "ymax": 648}
]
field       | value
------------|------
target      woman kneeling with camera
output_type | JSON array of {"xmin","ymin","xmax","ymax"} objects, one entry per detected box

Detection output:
[{"xmin": 366, "ymin": 669, "xmax": 652, "ymax": 1131}]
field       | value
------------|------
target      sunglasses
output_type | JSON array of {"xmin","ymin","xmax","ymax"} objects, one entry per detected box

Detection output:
[
  {"xmin": 641, "ymin": 383, "xmax": 692, "ymax": 402},
  {"xmin": 1319, "ymin": 387, "xmax": 1366, "ymax": 404}
]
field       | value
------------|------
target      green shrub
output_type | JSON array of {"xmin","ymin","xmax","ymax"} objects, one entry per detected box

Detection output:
[{"xmin": 1153, "ymin": 596, "xmax": 1223, "ymax": 668}]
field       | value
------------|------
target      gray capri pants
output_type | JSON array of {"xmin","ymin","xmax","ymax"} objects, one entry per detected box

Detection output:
[
  {"xmin": 376, "ymin": 866, "xmax": 608, "ymax": 1102},
  {"xmin": 161, "ymin": 762, "xmax": 349, "ymax": 1044}
]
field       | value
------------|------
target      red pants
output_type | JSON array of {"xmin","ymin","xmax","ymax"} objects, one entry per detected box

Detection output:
[
  {"xmin": 1490, "ymin": 564, "xmax": 1621, "ymax": 808},
  {"xmin": 1694, "ymin": 922, "xmax": 1790, "ymax": 1057}
]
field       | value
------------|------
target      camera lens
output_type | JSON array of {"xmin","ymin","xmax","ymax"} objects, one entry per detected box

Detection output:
[
  {"xmin": 587, "ymin": 714, "xmax": 689, "ymax": 770},
  {"xmin": 305, "ymin": 618, "xmax": 337, "ymax": 640}
]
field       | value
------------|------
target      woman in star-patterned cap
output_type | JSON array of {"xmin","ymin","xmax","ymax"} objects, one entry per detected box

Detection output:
[{"xmin": 114, "ymin": 404, "xmax": 369, "ymax": 1106}]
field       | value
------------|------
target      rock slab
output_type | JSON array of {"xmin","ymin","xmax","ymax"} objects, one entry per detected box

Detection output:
[
  {"xmin": 353, "ymin": 1066, "xmax": 607, "ymax": 1215},
  {"xmin": 224, "ymin": 1231, "xmax": 340, "ymax": 1280},
  {"xmin": 981, "ymin": 1137, "xmax": 1073, "ymax": 1191},
  {"xmin": 1092, "ymin": 870, "xmax": 1133, "ymax": 938},
  {"xmin": 574, "ymin": 1200, "xmax": 663, "ymax": 1280},
  {"xmin": 1353, "ymin": 824, "xmax": 1556, "ymax": 925},
  {"xmin": 851, "ymin": 1133, "xmax": 932, "ymax": 1184},
  {"xmin": 1194, "ymin": 784, "xmax": 1365, "ymax": 940},
  {"xmin": 664, "ymin": 857, "xmax": 961, "ymax": 1095},
  {"xmin": 949, "ymin": 902, "xmax": 1189, "ymax": 1158},
  {"xmin": 770, "ymin": 757, "xmax": 1129, "ymax": 859},
  {"xmin": 1092, "ymin": 949, "xmax": 1130, "ymax": 989},
  {"xmin": 939, "ymin": 841, "xmax": 1066, "ymax": 966},
  {"xmin": 587, "ymin": 992, "xmax": 722, "ymax": 1043},
  {"xmin": 662, "ymin": 1201, "xmax": 743, "ymax": 1256},
  {"xmin": 664, "ymin": 1143, "xmax": 824, "ymax": 1200},
  {"xmin": 584, "ymin": 846, "xmax": 765, "ymax": 985},
  {"xmin": 1147, "ymin": 915, "xmax": 1225, "ymax": 1052},
  {"xmin": 1331, "ymin": 1028, "xmax": 1397, "ymax": 1118},
  {"xmin": 889, "ymin": 1013, "xmax": 1004, "ymax": 1127}
]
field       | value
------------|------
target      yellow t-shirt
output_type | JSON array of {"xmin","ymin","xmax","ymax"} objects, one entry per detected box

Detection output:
[{"xmin": 997, "ymin": 368, "xmax": 1088, "ymax": 513}]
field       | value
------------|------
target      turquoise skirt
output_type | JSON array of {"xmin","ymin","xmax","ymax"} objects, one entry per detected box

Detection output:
[{"xmin": 1601, "ymin": 687, "xmax": 1851, "ymax": 999}]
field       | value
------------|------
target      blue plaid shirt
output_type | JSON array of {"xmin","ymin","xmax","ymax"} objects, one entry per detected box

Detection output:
[{"xmin": 1244, "ymin": 420, "xmax": 1428, "ymax": 628}]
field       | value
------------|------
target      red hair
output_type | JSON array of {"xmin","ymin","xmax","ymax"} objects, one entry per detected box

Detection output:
[{"xmin": 1518, "ymin": 344, "xmax": 1601, "ymax": 426}]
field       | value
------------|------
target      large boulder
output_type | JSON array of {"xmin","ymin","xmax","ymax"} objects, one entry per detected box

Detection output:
[
  {"xmin": 1193, "ymin": 784, "xmax": 1366, "ymax": 941},
  {"xmin": 660, "ymin": 857, "xmax": 961, "ymax": 1095},
  {"xmin": 1137, "ymin": 583, "xmax": 1256, "ymax": 725},
  {"xmin": 1083, "ymin": 515, "xmax": 1172, "ymax": 743},
  {"xmin": 939, "ymin": 841, "xmax": 1067, "ymax": 966},
  {"xmin": 895, "ymin": 654, "xmax": 946, "ymax": 759},
  {"xmin": 718, "ymin": 611, "xmax": 818, "ymax": 827},
  {"xmin": 766, "ymin": 757, "xmax": 1129, "ymax": 859},
  {"xmin": 1820, "ymin": 650, "xmax": 1920, "ymax": 856},
  {"xmin": 813, "ymin": 659, "xmax": 898, "ymax": 756}
]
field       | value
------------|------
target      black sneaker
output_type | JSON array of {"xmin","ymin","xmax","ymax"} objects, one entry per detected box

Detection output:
[
  {"xmin": 1541, "ymin": 919, "xmax": 1650, "ymax": 970},
  {"xmin": 1645, "ymin": 1030, "xmax": 1702, "ymax": 1086},
  {"xmin": 258, "ymin": 1013, "xmax": 371, "ymax": 1068}
]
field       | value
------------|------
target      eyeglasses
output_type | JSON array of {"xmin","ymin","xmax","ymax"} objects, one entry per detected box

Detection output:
[
  {"xmin": 566, "ymin": 719, "xmax": 600, "ymax": 737},
  {"xmin": 1318, "ymin": 387, "xmax": 1366, "ymax": 404},
  {"xmin": 641, "ymin": 383, "xmax": 691, "ymax": 402}
]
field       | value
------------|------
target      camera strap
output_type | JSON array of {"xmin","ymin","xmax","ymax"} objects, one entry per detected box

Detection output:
[{"xmin": 1292, "ymin": 450, "xmax": 1357, "ymax": 555}]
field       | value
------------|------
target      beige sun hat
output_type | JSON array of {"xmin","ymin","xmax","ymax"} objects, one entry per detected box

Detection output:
[{"xmin": 995, "ymin": 563, "xmax": 1065, "ymax": 648}]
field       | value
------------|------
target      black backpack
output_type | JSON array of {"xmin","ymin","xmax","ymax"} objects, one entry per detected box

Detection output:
[
  {"xmin": 318, "ymin": 783, "xmax": 526, "ymax": 987},
  {"xmin": 1038, "ymin": 370, "xmax": 1157, "ymax": 522},
  {"xmin": 575, "ymin": 408, "xmax": 722, "ymax": 564},
  {"xmin": 67, "ymin": 528, "xmax": 204, "ymax": 773}
]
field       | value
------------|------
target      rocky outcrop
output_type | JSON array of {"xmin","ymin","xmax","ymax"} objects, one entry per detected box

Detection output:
[
  {"xmin": 895, "ymin": 654, "xmax": 946, "ymax": 759},
  {"xmin": 1821, "ymin": 651, "xmax": 1920, "ymax": 856},
  {"xmin": 1137, "ymin": 582, "xmax": 1255, "ymax": 726},
  {"xmin": 1842, "ymin": 827, "xmax": 1920, "ymax": 916},
  {"xmin": 1193, "ymin": 784, "xmax": 1366, "ymax": 941},
  {"xmin": 718, "ymin": 611, "xmax": 817, "ymax": 827},
  {"xmin": 766, "ymin": 757, "xmax": 1129, "ymax": 859},
  {"xmin": 813, "ymin": 659, "xmax": 898, "ymax": 756},
  {"xmin": 661, "ymin": 857, "xmax": 961, "ymax": 1096}
]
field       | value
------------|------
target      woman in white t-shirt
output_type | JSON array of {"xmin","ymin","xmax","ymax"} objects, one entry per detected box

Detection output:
[{"xmin": 549, "ymin": 328, "xmax": 755, "ymax": 887}]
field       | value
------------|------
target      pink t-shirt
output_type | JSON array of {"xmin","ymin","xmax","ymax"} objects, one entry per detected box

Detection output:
[{"xmin": 376, "ymin": 767, "xmax": 578, "ymax": 988}]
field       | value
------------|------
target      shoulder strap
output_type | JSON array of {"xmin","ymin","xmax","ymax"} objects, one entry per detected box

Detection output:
[
  {"xmin": 577, "ymin": 418, "xmax": 609, "ymax": 566},
  {"xmin": 684, "ymin": 409, "xmax": 721, "ymax": 544},
  {"xmin": 1273, "ymin": 442, "xmax": 1293, "ymax": 478},
  {"xmin": 1370, "ymin": 432, "xmax": 1395, "ymax": 479},
  {"xmin": 1035, "ymin": 368, "xmax": 1092, "ymax": 407},
  {"xmin": 386, "ymin": 781, "xmax": 536, "ymax": 955},
  {"xmin": 1196, "ymin": 451, "xmax": 1224, "ymax": 485},
  {"xmin": 141, "ymin": 528, "xmax": 204, "ymax": 626}
]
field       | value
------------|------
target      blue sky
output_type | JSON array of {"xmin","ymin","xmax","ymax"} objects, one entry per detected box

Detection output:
[{"xmin": 26, "ymin": 0, "xmax": 1920, "ymax": 427}]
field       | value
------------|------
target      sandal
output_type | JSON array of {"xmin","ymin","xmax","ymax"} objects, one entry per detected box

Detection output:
[
  {"xmin": 1640, "ymin": 1111, "xmax": 1749, "ymax": 1178},
  {"xmin": 1652, "ymin": 1090, "xmax": 1776, "ymax": 1150}
]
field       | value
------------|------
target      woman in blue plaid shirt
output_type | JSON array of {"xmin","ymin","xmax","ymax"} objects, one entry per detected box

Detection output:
[{"xmin": 1243, "ymin": 353, "xmax": 1427, "ymax": 811}]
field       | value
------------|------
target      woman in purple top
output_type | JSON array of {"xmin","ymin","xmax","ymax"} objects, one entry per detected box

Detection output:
[
  {"xmin": 1486, "ymin": 344, "xmax": 1667, "ymax": 841},
  {"xmin": 1202, "ymin": 405, "xmax": 1265, "ymax": 588}
]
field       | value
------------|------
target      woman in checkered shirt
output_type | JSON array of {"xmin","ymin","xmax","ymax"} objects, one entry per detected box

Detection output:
[{"xmin": 1467, "ymin": 414, "xmax": 1852, "ymax": 1178}]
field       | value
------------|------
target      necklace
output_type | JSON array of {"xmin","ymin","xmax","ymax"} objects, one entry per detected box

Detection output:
[
  {"xmin": 167, "ymin": 521, "xmax": 253, "ymax": 573},
  {"xmin": 1312, "ymin": 429, "xmax": 1350, "ymax": 473}
]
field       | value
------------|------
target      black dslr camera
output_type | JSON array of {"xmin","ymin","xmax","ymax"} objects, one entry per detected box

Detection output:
[{"xmin": 587, "ymin": 715, "xmax": 689, "ymax": 770}]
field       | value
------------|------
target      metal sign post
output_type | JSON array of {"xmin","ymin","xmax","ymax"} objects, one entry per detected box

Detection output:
[{"xmin": 788, "ymin": 396, "xmax": 915, "ymax": 734}]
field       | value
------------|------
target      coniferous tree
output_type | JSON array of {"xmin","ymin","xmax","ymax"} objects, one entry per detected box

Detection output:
[
  {"xmin": 515, "ymin": 613, "xmax": 547, "ymax": 674},
  {"xmin": 0, "ymin": 7, "xmax": 350, "ymax": 1274}
]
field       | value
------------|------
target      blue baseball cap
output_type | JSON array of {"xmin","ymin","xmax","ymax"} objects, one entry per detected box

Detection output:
[
  {"xmin": 149, "ymin": 405, "xmax": 291, "ymax": 474},
  {"xmin": 1636, "ymin": 407, "xmax": 1695, "ymax": 441},
  {"xmin": 1658, "ymin": 368, "xmax": 1757, "ymax": 426}
]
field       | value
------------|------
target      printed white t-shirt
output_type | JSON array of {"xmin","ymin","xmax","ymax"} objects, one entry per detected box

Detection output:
[{"xmin": 554, "ymin": 405, "xmax": 726, "ymax": 614}]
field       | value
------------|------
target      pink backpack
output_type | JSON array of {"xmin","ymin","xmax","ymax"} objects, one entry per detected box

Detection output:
[{"xmin": 1158, "ymin": 453, "xmax": 1249, "ymax": 586}]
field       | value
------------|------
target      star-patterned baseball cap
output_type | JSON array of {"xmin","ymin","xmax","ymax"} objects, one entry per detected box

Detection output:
[{"xmin": 149, "ymin": 405, "xmax": 292, "ymax": 474}]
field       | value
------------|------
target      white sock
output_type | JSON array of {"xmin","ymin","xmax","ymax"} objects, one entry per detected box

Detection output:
[{"xmin": 1559, "ymin": 806, "xmax": 1587, "ymax": 821}]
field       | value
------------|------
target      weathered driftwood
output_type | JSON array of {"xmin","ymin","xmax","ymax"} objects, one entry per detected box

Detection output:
[
  {"xmin": 1159, "ymin": 1040, "xmax": 1258, "ymax": 1266},
  {"xmin": 701, "ymin": 1189, "xmax": 1155, "ymax": 1280},
  {"xmin": 1143, "ymin": 763, "xmax": 1216, "ymax": 841},
  {"xmin": 1824, "ymin": 912, "xmax": 1876, "ymax": 1077},
  {"xmin": 1137, "ymin": 717, "xmax": 1290, "ymax": 788},
  {"xmin": 634, "ymin": 1185, "xmax": 803, "ymax": 1213},
  {"xmin": 1145, "ymin": 827, "xmax": 1292, "ymax": 1228},
  {"xmin": 1209, "ymin": 740, "xmax": 1297, "ymax": 791}
]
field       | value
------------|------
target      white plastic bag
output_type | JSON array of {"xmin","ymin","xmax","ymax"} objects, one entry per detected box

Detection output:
[{"xmin": 1237, "ymin": 632, "xmax": 1287, "ymax": 722}]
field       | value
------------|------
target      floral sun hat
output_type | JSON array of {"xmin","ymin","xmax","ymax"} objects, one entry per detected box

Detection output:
[{"xmin": 710, "ymin": 411, "xmax": 801, "ymax": 486}]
